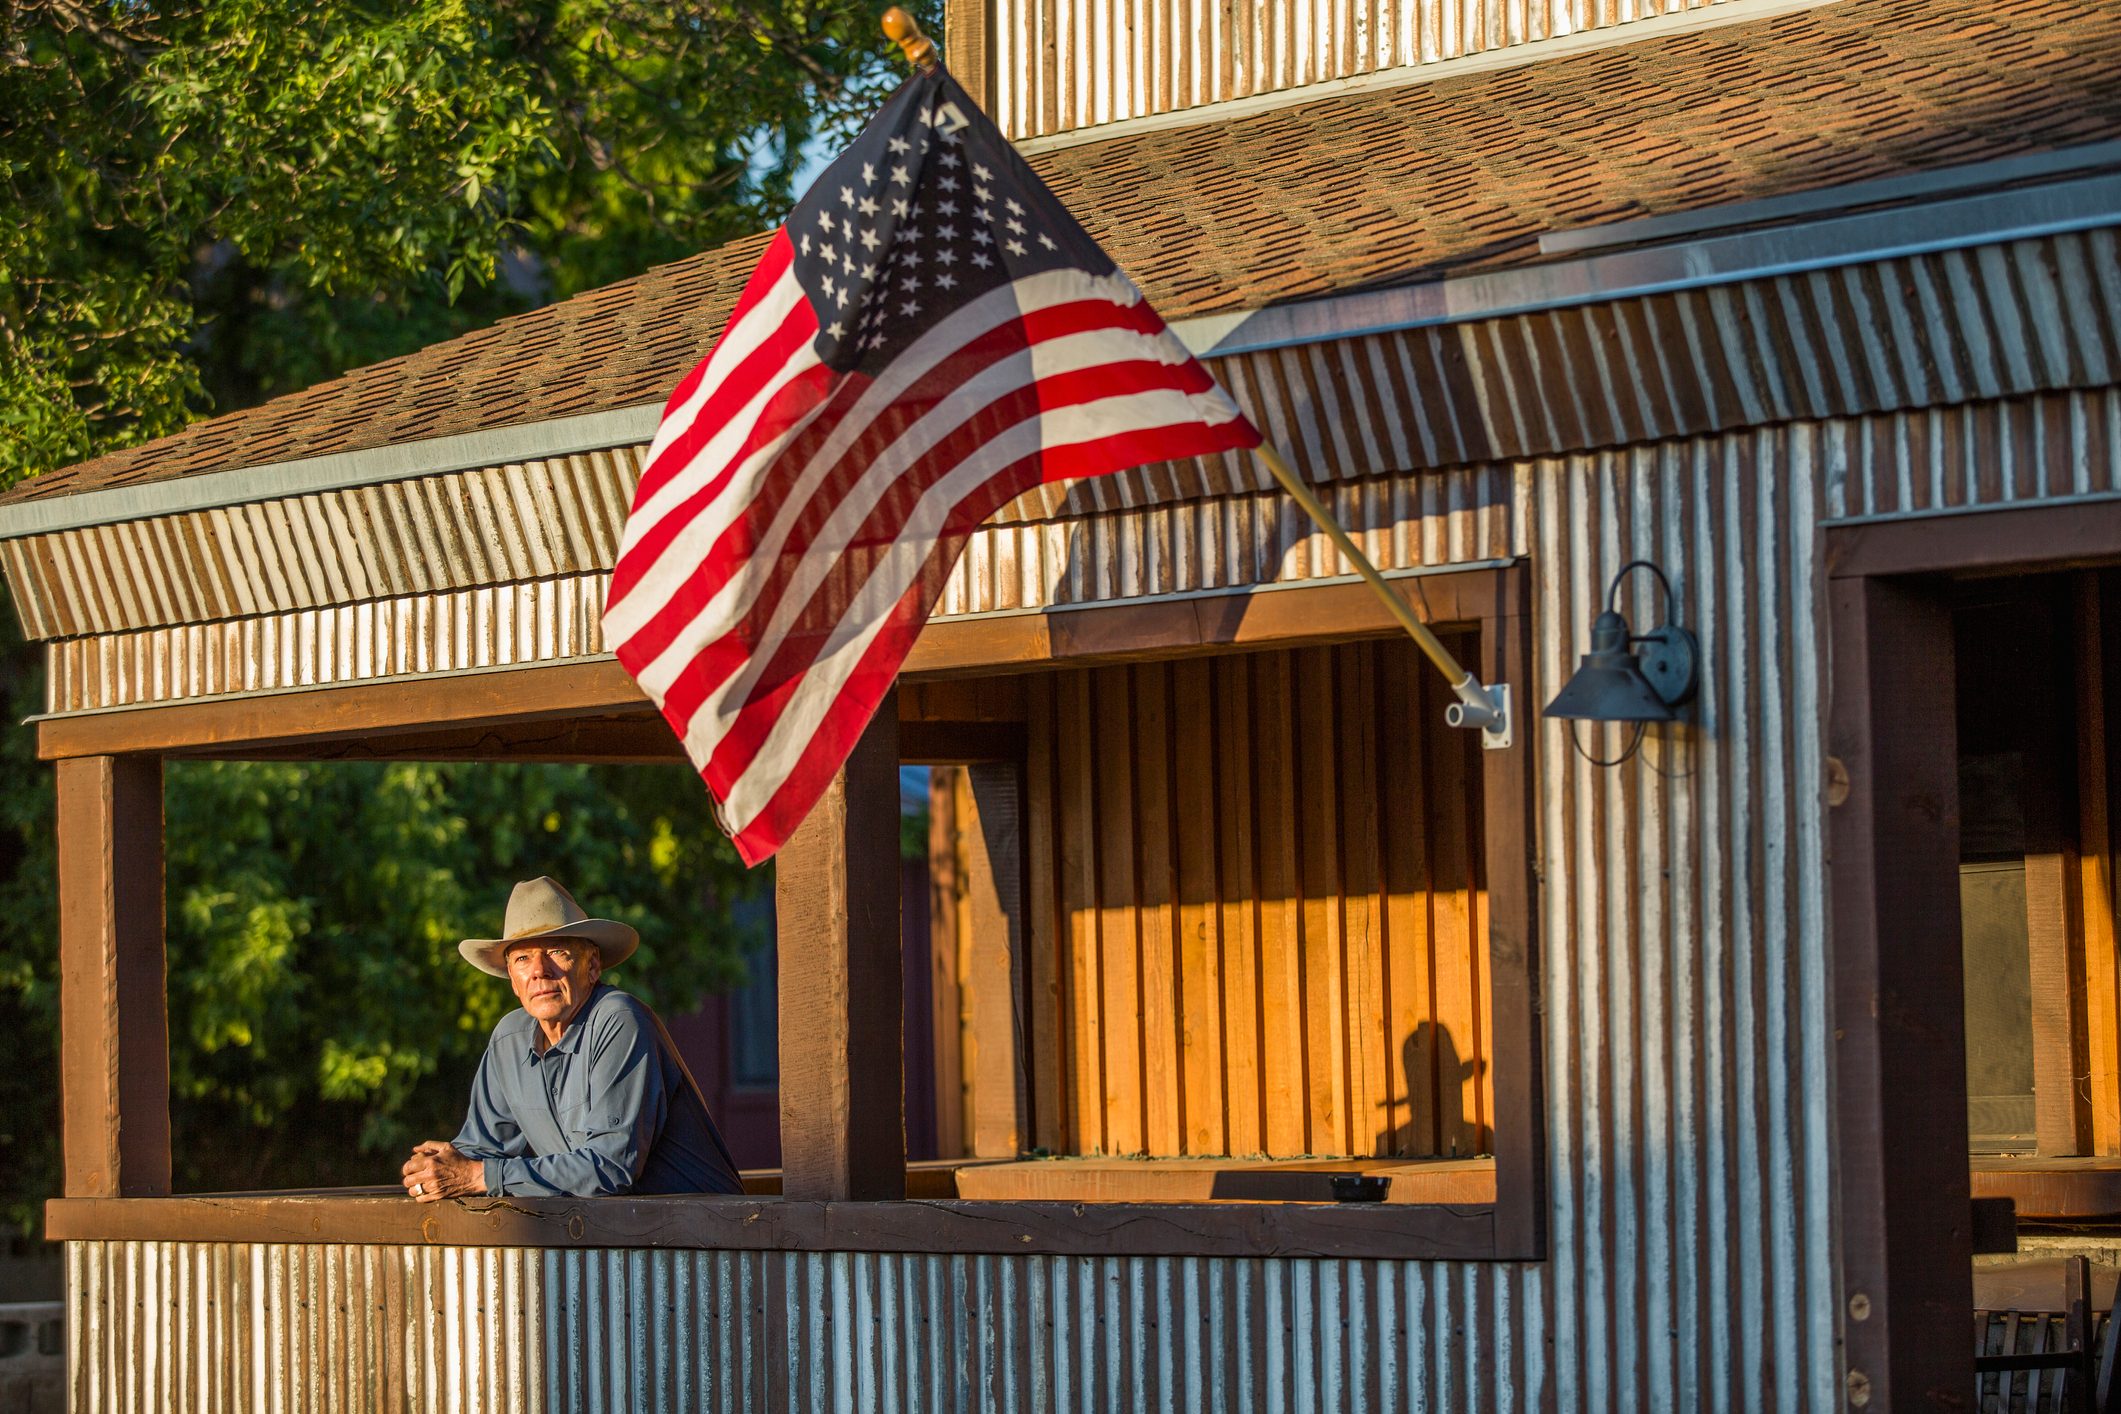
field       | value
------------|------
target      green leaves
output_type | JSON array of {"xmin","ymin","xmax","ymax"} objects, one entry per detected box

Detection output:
[{"xmin": 0, "ymin": 0, "xmax": 931, "ymax": 479}]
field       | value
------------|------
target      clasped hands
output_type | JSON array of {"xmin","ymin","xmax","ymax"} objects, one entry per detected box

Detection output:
[{"xmin": 400, "ymin": 1140, "xmax": 484, "ymax": 1203}]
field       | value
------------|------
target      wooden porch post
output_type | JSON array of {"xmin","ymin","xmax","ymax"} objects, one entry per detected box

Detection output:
[
  {"xmin": 1829, "ymin": 575, "xmax": 1970, "ymax": 1408},
  {"xmin": 56, "ymin": 755, "xmax": 169, "ymax": 1198},
  {"xmin": 775, "ymin": 698, "xmax": 906, "ymax": 1201}
]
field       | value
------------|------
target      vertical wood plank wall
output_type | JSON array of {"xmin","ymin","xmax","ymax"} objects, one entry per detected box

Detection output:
[{"xmin": 1022, "ymin": 637, "xmax": 1493, "ymax": 1160}]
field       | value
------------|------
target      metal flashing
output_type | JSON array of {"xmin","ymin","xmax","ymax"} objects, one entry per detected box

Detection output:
[
  {"xmin": 1180, "ymin": 170, "xmax": 2121, "ymax": 360},
  {"xmin": 1538, "ymin": 139, "xmax": 2121, "ymax": 257},
  {"xmin": 0, "ymin": 403, "xmax": 659, "ymax": 543}
]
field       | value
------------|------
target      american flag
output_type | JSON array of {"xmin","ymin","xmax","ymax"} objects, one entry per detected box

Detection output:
[{"xmin": 603, "ymin": 66, "xmax": 1260, "ymax": 865}]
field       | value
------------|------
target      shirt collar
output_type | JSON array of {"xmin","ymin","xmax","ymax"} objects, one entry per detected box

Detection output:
[{"xmin": 523, "ymin": 984, "xmax": 604, "ymax": 1063}]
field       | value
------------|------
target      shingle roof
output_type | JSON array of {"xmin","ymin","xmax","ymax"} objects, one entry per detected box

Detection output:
[{"xmin": 13, "ymin": 0, "xmax": 2121, "ymax": 506}]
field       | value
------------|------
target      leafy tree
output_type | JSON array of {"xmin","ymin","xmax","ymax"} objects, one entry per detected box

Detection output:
[
  {"xmin": 0, "ymin": 0, "xmax": 939, "ymax": 1228},
  {"xmin": 0, "ymin": 0, "xmax": 919, "ymax": 474}
]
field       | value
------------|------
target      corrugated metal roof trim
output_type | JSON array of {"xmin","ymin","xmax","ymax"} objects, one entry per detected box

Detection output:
[
  {"xmin": 12, "ymin": 222, "xmax": 2117, "ymax": 644},
  {"xmin": 41, "ymin": 463, "xmax": 1521, "ymax": 713}
]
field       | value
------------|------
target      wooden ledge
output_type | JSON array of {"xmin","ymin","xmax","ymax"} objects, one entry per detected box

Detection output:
[
  {"xmin": 952, "ymin": 1156, "xmax": 1496, "ymax": 1205},
  {"xmin": 1973, "ymin": 1158, "xmax": 2121, "ymax": 1221},
  {"xmin": 46, "ymin": 1191, "xmax": 1509, "ymax": 1261}
]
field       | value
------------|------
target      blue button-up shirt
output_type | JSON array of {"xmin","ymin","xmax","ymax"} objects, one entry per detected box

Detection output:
[{"xmin": 452, "ymin": 984, "xmax": 743, "ymax": 1198}]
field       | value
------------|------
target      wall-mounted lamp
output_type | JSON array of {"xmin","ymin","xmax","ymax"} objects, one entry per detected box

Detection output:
[{"xmin": 1546, "ymin": 560, "xmax": 1697, "ymax": 762}]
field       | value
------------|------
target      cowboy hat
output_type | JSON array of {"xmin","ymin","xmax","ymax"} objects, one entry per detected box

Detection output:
[{"xmin": 458, "ymin": 876, "xmax": 639, "ymax": 978}]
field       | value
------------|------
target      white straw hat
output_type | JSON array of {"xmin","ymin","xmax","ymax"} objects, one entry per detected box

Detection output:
[{"xmin": 458, "ymin": 876, "xmax": 639, "ymax": 978}]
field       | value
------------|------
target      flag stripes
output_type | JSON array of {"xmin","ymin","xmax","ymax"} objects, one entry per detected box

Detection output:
[{"xmin": 605, "ymin": 70, "xmax": 1260, "ymax": 863}]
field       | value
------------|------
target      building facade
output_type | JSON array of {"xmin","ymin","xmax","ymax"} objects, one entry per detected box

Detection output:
[{"xmin": 12, "ymin": 0, "xmax": 2121, "ymax": 1408}]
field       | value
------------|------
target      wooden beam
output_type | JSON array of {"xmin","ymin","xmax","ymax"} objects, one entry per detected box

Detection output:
[
  {"xmin": 44, "ymin": 1191, "xmax": 1502, "ymax": 1261},
  {"xmin": 775, "ymin": 696, "xmax": 905, "ymax": 1202},
  {"xmin": 2079, "ymin": 570, "xmax": 2121, "ymax": 1156},
  {"xmin": 57, "ymin": 755, "xmax": 169, "ymax": 1198},
  {"xmin": 1826, "ymin": 499, "xmax": 2121, "ymax": 581},
  {"xmin": 40, "ymin": 660, "xmax": 646, "ymax": 760},
  {"xmin": 1828, "ymin": 572, "xmax": 1972, "ymax": 1411},
  {"xmin": 961, "ymin": 764, "xmax": 1026, "ymax": 1158},
  {"xmin": 897, "ymin": 720, "xmax": 1026, "ymax": 763},
  {"xmin": 1479, "ymin": 604, "xmax": 1545, "ymax": 1260}
]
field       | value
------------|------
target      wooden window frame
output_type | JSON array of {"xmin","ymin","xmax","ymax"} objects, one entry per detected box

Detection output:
[
  {"xmin": 1828, "ymin": 498, "xmax": 2121, "ymax": 1409},
  {"xmin": 41, "ymin": 563, "xmax": 1544, "ymax": 1263}
]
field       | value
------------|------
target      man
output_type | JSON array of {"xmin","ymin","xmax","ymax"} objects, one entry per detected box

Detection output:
[{"xmin": 401, "ymin": 876, "xmax": 744, "ymax": 1202}]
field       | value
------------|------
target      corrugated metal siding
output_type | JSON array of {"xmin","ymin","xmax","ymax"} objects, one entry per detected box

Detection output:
[
  {"xmin": 14, "ymin": 227, "xmax": 2118, "ymax": 645},
  {"xmin": 46, "ymin": 464, "xmax": 1521, "ymax": 713},
  {"xmin": 1530, "ymin": 423, "xmax": 1836, "ymax": 1411},
  {"xmin": 991, "ymin": 0, "xmax": 1738, "ymax": 138},
  {"xmin": 70, "ymin": 1241, "xmax": 1548, "ymax": 1412},
  {"xmin": 1022, "ymin": 641, "xmax": 1495, "ymax": 1160},
  {"xmin": 53, "ymin": 392, "xmax": 2121, "ymax": 1410}
]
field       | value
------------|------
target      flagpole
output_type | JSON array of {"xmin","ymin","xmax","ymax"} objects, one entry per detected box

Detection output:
[
  {"xmin": 1252, "ymin": 443, "xmax": 1511, "ymax": 742},
  {"xmin": 876, "ymin": 6, "xmax": 1511, "ymax": 745}
]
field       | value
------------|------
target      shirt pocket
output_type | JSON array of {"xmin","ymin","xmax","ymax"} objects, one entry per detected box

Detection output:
[{"xmin": 554, "ymin": 1091, "xmax": 623, "ymax": 1138}]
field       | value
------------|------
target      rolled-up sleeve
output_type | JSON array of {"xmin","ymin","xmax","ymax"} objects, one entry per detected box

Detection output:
[{"xmin": 482, "ymin": 1006, "xmax": 669, "ymax": 1199}]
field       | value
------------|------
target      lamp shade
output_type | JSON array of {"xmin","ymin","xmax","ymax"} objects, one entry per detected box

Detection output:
[{"xmin": 1544, "ymin": 610, "xmax": 1676, "ymax": 722}]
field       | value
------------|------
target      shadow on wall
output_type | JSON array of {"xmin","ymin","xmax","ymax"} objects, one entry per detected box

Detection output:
[{"xmin": 1379, "ymin": 1021, "xmax": 1484, "ymax": 1160}]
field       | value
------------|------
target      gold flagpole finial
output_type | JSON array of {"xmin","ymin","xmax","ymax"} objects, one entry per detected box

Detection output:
[{"xmin": 881, "ymin": 8, "xmax": 938, "ymax": 71}]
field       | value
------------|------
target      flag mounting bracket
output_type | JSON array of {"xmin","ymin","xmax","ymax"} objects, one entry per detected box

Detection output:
[{"xmin": 1254, "ymin": 445, "xmax": 1515, "ymax": 750}]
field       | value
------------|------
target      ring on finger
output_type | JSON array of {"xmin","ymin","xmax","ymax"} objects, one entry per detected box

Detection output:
[{"xmin": 412, "ymin": 1182, "xmax": 424, "ymax": 1196}]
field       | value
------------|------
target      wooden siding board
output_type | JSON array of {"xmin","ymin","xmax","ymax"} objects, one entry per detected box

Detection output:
[
  {"xmin": 1252, "ymin": 650, "xmax": 1310, "ymax": 1156},
  {"xmin": 1172, "ymin": 658, "xmax": 1228, "ymax": 1156},
  {"xmin": 1132, "ymin": 662, "xmax": 1186, "ymax": 1156},
  {"xmin": 1213, "ymin": 654, "xmax": 1265, "ymax": 1157},
  {"xmin": 1095, "ymin": 665, "xmax": 1147, "ymax": 1155},
  {"xmin": 1295, "ymin": 646, "xmax": 1351, "ymax": 1155}
]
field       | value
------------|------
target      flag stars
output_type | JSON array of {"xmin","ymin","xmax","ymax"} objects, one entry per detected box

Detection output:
[
  {"xmin": 938, "ymin": 149, "xmax": 960, "ymax": 168},
  {"xmin": 936, "ymin": 247, "xmax": 957, "ymax": 265},
  {"xmin": 890, "ymin": 198, "xmax": 910, "ymax": 218},
  {"xmin": 816, "ymin": 209, "xmax": 835, "ymax": 231},
  {"xmin": 973, "ymin": 186, "xmax": 992, "ymax": 203},
  {"xmin": 938, "ymin": 176, "xmax": 959, "ymax": 192},
  {"xmin": 890, "ymin": 164, "xmax": 911, "ymax": 185},
  {"xmin": 971, "ymin": 227, "xmax": 992, "ymax": 246},
  {"xmin": 859, "ymin": 227, "xmax": 880, "ymax": 250},
  {"xmin": 861, "ymin": 162, "xmax": 877, "ymax": 185},
  {"xmin": 901, "ymin": 299, "xmax": 921, "ymax": 316},
  {"xmin": 840, "ymin": 185, "xmax": 856, "ymax": 207},
  {"xmin": 1005, "ymin": 216, "xmax": 1026, "ymax": 235},
  {"xmin": 827, "ymin": 319, "xmax": 845, "ymax": 339},
  {"xmin": 973, "ymin": 163, "xmax": 993, "ymax": 181},
  {"xmin": 936, "ymin": 271, "xmax": 957, "ymax": 289},
  {"xmin": 857, "ymin": 195, "xmax": 878, "ymax": 216},
  {"xmin": 1037, "ymin": 233, "xmax": 1057, "ymax": 251},
  {"xmin": 1004, "ymin": 238, "xmax": 1026, "ymax": 256},
  {"xmin": 1005, "ymin": 198, "xmax": 1025, "ymax": 216},
  {"xmin": 888, "ymin": 135, "xmax": 911, "ymax": 154},
  {"xmin": 970, "ymin": 250, "xmax": 992, "ymax": 269}
]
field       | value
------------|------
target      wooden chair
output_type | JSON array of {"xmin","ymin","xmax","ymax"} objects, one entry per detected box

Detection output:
[{"xmin": 1974, "ymin": 1256, "xmax": 2121, "ymax": 1413}]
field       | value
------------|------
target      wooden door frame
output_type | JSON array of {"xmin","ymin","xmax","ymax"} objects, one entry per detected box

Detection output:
[{"xmin": 1827, "ymin": 497, "xmax": 2121, "ymax": 1410}]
